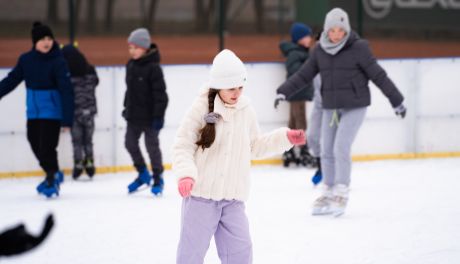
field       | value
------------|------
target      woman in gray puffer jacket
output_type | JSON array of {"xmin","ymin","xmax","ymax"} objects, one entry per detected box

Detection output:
[{"xmin": 276, "ymin": 8, "xmax": 407, "ymax": 217}]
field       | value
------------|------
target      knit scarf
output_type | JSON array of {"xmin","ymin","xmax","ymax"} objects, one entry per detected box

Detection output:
[{"xmin": 319, "ymin": 31, "xmax": 350, "ymax": 55}]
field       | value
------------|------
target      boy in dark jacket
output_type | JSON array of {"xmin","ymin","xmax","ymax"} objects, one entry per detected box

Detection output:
[
  {"xmin": 62, "ymin": 44, "xmax": 99, "ymax": 180},
  {"xmin": 123, "ymin": 28, "xmax": 168, "ymax": 196},
  {"xmin": 276, "ymin": 8, "xmax": 406, "ymax": 216},
  {"xmin": 278, "ymin": 22, "xmax": 316, "ymax": 167},
  {"xmin": 0, "ymin": 22, "xmax": 74, "ymax": 198}
]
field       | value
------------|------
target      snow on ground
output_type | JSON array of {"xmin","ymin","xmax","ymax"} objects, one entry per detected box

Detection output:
[{"xmin": 1, "ymin": 158, "xmax": 460, "ymax": 264}]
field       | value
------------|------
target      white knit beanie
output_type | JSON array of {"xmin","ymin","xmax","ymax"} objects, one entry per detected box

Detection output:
[
  {"xmin": 208, "ymin": 49, "xmax": 247, "ymax": 89},
  {"xmin": 128, "ymin": 28, "xmax": 151, "ymax": 49},
  {"xmin": 324, "ymin": 8, "xmax": 350, "ymax": 34}
]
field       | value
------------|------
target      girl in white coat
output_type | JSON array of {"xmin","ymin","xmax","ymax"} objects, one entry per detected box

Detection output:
[{"xmin": 172, "ymin": 49, "xmax": 305, "ymax": 264}]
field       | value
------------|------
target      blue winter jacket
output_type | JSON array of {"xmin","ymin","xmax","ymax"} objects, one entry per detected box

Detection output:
[{"xmin": 0, "ymin": 42, "xmax": 74, "ymax": 126}]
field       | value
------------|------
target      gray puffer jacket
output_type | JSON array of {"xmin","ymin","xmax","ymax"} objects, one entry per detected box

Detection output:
[{"xmin": 277, "ymin": 31, "xmax": 404, "ymax": 109}]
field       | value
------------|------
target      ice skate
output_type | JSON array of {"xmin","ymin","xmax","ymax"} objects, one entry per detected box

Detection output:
[
  {"xmin": 37, "ymin": 172, "xmax": 60, "ymax": 198},
  {"xmin": 282, "ymin": 148, "xmax": 299, "ymax": 167},
  {"xmin": 72, "ymin": 160, "xmax": 84, "ymax": 180},
  {"xmin": 37, "ymin": 171, "xmax": 63, "ymax": 194},
  {"xmin": 127, "ymin": 167, "xmax": 152, "ymax": 193},
  {"xmin": 84, "ymin": 157, "xmax": 95, "ymax": 178},
  {"xmin": 311, "ymin": 168, "xmax": 322, "ymax": 186},
  {"xmin": 151, "ymin": 174, "xmax": 164, "ymax": 196},
  {"xmin": 299, "ymin": 145, "xmax": 317, "ymax": 168},
  {"xmin": 312, "ymin": 186, "xmax": 333, "ymax": 215},
  {"xmin": 330, "ymin": 184, "xmax": 349, "ymax": 217}
]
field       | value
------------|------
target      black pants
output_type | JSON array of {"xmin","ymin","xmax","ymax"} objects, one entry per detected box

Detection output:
[
  {"xmin": 125, "ymin": 122, "xmax": 163, "ymax": 174},
  {"xmin": 26, "ymin": 119, "xmax": 61, "ymax": 174}
]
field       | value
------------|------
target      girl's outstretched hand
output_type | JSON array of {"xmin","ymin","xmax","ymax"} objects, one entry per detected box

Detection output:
[
  {"xmin": 287, "ymin": 129, "xmax": 306, "ymax": 145},
  {"xmin": 178, "ymin": 177, "xmax": 195, "ymax": 198}
]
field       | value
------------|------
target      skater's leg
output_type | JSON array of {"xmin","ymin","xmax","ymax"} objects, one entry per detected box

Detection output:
[
  {"xmin": 124, "ymin": 122, "xmax": 146, "ymax": 170},
  {"xmin": 333, "ymin": 107, "xmax": 366, "ymax": 187},
  {"xmin": 37, "ymin": 120, "xmax": 61, "ymax": 174},
  {"xmin": 177, "ymin": 197, "xmax": 220, "ymax": 264},
  {"xmin": 144, "ymin": 127, "xmax": 163, "ymax": 173},
  {"xmin": 320, "ymin": 110, "xmax": 338, "ymax": 188},
  {"xmin": 82, "ymin": 116, "xmax": 96, "ymax": 176},
  {"xmin": 71, "ymin": 118, "xmax": 85, "ymax": 178},
  {"xmin": 214, "ymin": 200, "xmax": 252, "ymax": 264}
]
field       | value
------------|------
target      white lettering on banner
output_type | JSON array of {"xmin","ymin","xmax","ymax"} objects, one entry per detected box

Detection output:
[{"xmin": 362, "ymin": 0, "xmax": 460, "ymax": 19}]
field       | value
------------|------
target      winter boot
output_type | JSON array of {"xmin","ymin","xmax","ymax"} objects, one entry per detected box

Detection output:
[
  {"xmin": 37, "ymin": 171, "xmax": 60, "ymax": 198},
  {"xmin": 311, "ymin": 158, "xmax": 322, "ymax": 185},
  {"xmin": 312, "ymin": 186, "xmax": 334, "ymax": 215},
  {"xmin": 299, "ymin": 145, "xmax": 317, "ymax": 168},
  {"xmin": 330, "ymin": 184, "xmax": 349, "ymax": 217},
  {"xmin": 84, "ymin": 157, "xmax": 95, "ymax": 178},
  {"xmin": 127, "ymin": 166, "xmax": 152, "ymax": 193},
  {"xmin": 282, "ymin": 148, "xmax": 299, "ymax": 167},
  {"xmin": 72, "ymin": 160, "xmax": 84, "ymax": 180},
  {"xmin": 151, "ymin": 172, "xmax": 164, "ymax": 196}
]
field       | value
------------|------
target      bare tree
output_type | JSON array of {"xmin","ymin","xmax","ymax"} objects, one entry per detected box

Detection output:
[
  {"xmin": 195, "ymin": 0, "xmax": 215, "ymax": 33},
  {"xmin": 105, "ymin": 0, "xmax": 116, "ymax": 31},
  {"xmin": 47, "ymin": 0, "xmax": 59, "ymax": 25},
  {"xmin": 141, "ymin": 0, "xmax": 159, "ymax": 32},
  {"xmin": 86, "ymin": 0, "xmax": 96, "ymax": 33},
  {"xmin": 254, "ymin": 0, "xmax": 265, "ymax": 33}
]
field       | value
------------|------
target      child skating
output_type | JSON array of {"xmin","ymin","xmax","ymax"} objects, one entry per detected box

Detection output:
[
  {"xmin": 172, "ymin": 49, "xmax": 305, "ymax": 264},
  {"xmin": 62, "ymin": 44, "xmax": 99, "ymax": 180},
  {"xmin": 123, "ymin": 28, "xmax": 169, "ymax": 195},
  {"xmin": 0, "ymin": 22, "xmax": 74, "ymax": 198}
]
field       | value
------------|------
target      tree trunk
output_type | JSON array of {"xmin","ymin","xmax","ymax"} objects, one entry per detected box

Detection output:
[
  {"xmin": 254, "ymin": 0, "xmax": 265, "ymax": 33},
  {"xmin": 105, "ymin": 0, "xmax": 116, "ymax": 32},
  {"xmin": 86, "ymin": 0, "xmax": 96, "ymax": 33},
  {"xmin": 47, "ymin": 0, "xmax": 59, "ymax": 25}
]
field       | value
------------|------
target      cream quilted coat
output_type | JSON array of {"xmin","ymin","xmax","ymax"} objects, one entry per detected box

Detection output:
[{"xmin": 172, "ymin": 89, "xmax": 293, "ymax": 201}]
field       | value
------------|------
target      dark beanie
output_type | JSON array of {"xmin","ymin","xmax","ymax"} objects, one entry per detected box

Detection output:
[
  {"xmin": 62, "ymin": 44, "xmax": 89, "ymax": 77},
  {"xmin": 31, "ymin": 21, "xmax": 54, "ymax": 45},
  {"xmin": 290, "ymin": 22, "xmax": 312, "ymax": 43}
]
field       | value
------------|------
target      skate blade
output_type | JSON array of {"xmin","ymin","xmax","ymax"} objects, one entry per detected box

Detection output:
[{"xmin": 312, "ymin": 207, "xmax": 333, "ymax": 216}]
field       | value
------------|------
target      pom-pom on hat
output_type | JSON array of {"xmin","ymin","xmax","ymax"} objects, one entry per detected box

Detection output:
[
  {"xmin": 31, "ymin": 21, "xmax": 54, "ymax": 45},
  {"xmin": 208, "ymin": 49, "xmax": 247, "ymax": 89}
]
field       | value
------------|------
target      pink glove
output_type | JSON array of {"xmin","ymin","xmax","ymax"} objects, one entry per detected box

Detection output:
[
  {"xmin": 178, "ymin": 177, "xmax": 195, "ymax": 198},
  {"xmin": 287, "ymin": 129, "xmax": 306, "ymax": 145}
]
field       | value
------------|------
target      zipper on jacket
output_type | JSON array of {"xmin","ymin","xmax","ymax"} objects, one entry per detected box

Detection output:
[{"xmin": 33, "ymin": 89, "xmax": 40, "ymax": 118}]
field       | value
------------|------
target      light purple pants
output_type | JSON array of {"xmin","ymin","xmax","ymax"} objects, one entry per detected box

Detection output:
[{"xmin": 176, "ymin": 196, "xmax": 253, "ymax": 264}]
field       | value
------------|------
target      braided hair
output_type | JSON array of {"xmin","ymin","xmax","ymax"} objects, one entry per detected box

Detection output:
[{"xmin": 196, "ymin": 89, "xmax": 219, "ymax": 149}]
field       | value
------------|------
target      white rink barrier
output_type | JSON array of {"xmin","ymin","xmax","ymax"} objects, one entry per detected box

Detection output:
[{"xmin": 0, "ymin": 58, "xmax": 459, "ymax": 176}]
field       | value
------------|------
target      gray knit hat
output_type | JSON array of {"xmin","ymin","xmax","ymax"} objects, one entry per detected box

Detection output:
[
  {"xmin": 324, "ymin": 8, "xmax": 350, "ymax": 34},
  {"xmin": 127, "ymin": 28, "xmax": 151, "ymax": 49}
]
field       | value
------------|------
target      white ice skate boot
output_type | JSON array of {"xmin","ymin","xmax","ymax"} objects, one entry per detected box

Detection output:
[
  {"xmin": 312, "ymin": 186, "xmax": 334, "ymax": 215},
  {"xmin": 330, "ymin": 184, "xmax": 349, "ymax": 217}
]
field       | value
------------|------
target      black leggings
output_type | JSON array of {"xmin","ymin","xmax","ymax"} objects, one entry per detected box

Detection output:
[{"xmin": 27, "ymin": 119, "xmax": 61, "ymax": 174}]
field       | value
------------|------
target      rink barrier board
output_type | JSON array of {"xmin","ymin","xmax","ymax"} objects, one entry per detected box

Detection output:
[{"xmin": 1, "ymin": 151, "xmax": 459, "ymax": 179}]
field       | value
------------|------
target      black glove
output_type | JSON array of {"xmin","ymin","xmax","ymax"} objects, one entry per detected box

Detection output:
[
  {"xmin": 0, "ymin": 214, "xmax": 54, "ymax": 257},
  {"xmin": 394, "ymin": 104, "xmax": 407, "ymax": 119},
  {"xmin": 274, "ymin": 94, "xmax": 286, "ymax": 109},
  {"xmin": 152, "ymin": 118, "xmax": 164, "ymax": 130}
]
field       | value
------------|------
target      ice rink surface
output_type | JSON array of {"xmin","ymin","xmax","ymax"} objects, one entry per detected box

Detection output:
[{"xmin": 1, "ymin": 158, "xmax": 460, "ymax": 264}]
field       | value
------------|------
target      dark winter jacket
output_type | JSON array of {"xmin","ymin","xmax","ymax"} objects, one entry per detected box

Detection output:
[
  {"xmin": 0, "ymin": 42, "xmax": 74, "ymax": 126},
  {"xmin": 123, "ymin": 43, "xmax": 168, "ymax": 126},
  {"xmin": 277, "ymin": 31, "xmax": 404, "ymax": 109},
  {"xmin": 279, "ymin": 41, "xmax": 313, "ymax": 101},
  {"xmin": 62, "ymin": 45, "xmax": 99, "ymax": 119}
]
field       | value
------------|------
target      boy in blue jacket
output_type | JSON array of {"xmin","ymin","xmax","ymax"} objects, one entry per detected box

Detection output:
[{"xmin": 0, "ymin": 22, "xmax": 74, "ymax": 198}]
